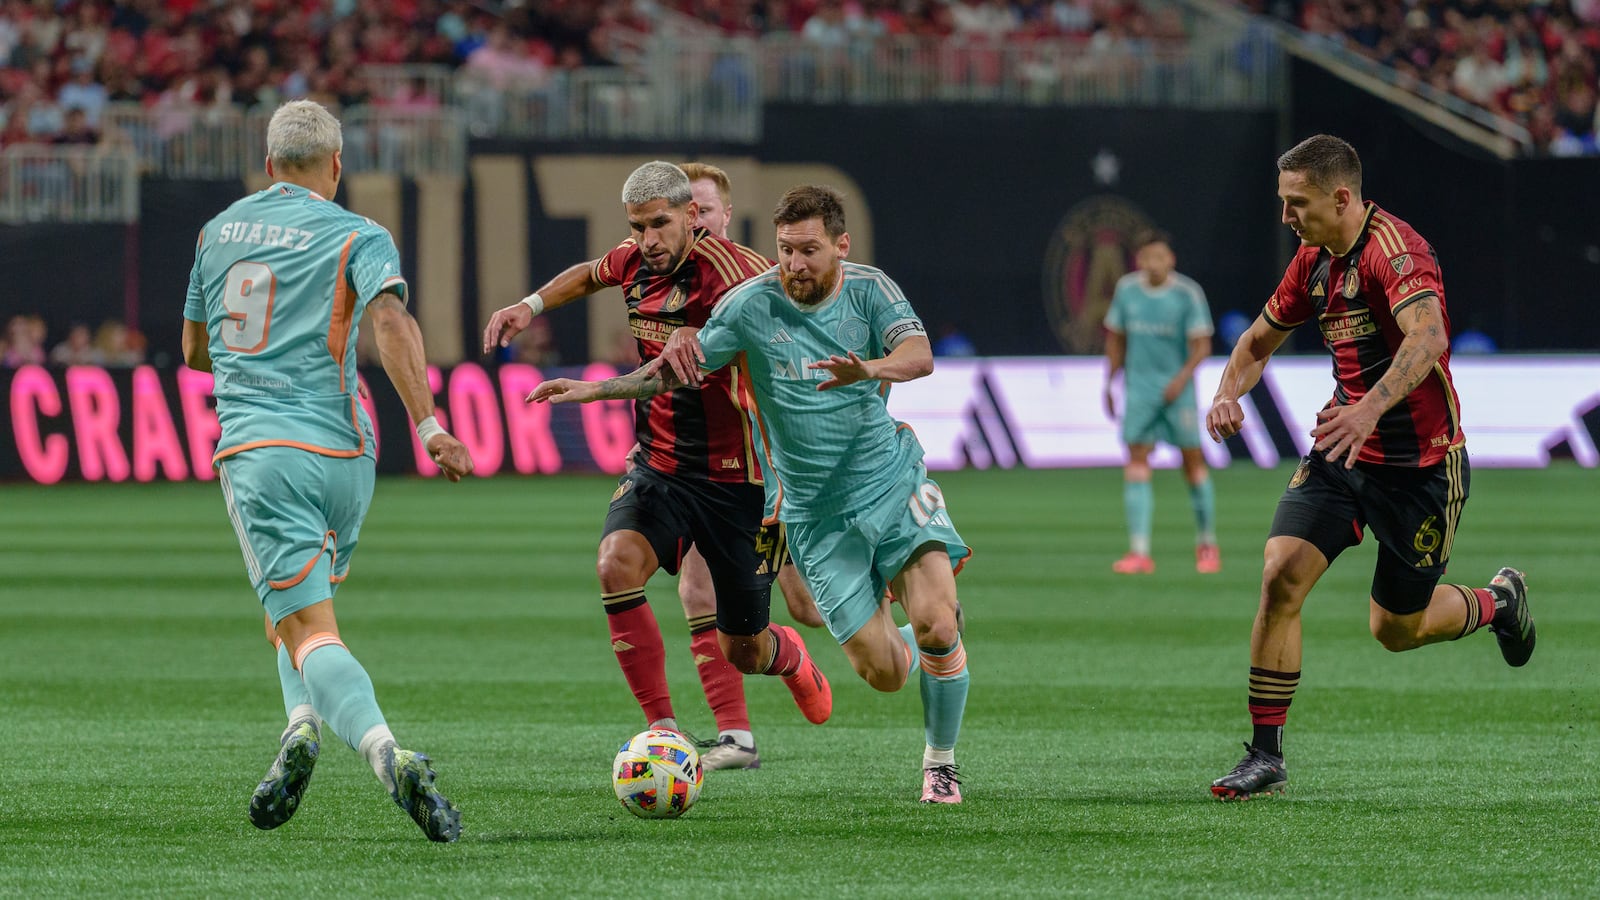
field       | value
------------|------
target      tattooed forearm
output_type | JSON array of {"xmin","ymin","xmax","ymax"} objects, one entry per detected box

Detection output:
[
  {"xmin": 1366, "ymin": 297, "xmax": 1446, "ymax": 414},
  {"xmin": 592, "ymin": 362, "xmax": 684, "ymax": 400}
]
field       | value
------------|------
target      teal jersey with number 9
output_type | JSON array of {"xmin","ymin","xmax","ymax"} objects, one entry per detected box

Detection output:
[{"xmin": 183, "ymin": 182, "xmax": 406, "ymax": 465}]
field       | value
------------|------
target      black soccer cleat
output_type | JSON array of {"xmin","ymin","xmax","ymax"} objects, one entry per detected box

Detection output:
[
  {"xmin": 248, "ymin": 720, "xmax": 320, "ymax": 830},
  {"xmin": 1210, "ymin": 742, "xmax": 1287, "ymax": 801},
  {"xmin": 1487, "ymin": 567, "xmax": 1535, "ymax": 667}
]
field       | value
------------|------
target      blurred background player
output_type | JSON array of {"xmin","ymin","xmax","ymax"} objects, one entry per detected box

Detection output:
[
  {"xmin": 182, "ymin": 100, "xmax": 472, "ymax": 841},
  {"xmin": 1205, "ymin": 134, "xmax": 1534, "ymax": 801},
  {"xmin": 533, "ymin": 185, "xmax": 972, "ymax": 804},
  {"xmin": 1102, "ymin": 229, "xmax": 1219, "ymax": 575},
  {"xmin": 482, "ymin": 161, "xmax": 832, "ymax": 770}
]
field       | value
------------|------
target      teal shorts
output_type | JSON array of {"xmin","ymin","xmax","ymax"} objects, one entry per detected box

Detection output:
[
  {"xmin": 1122, "ymin": 387, "xmax": 1202, "ymax": 448},
  {"xmin": 217, "ymin": 447, "xmax": 375, "ymax": 626},
  {"xmin": 786, "ymin": 463, "xmax": 971, "ymax": 644}
]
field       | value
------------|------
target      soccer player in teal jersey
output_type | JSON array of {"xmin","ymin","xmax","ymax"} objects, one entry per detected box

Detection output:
[
  {"xmin": 181, "ymin": 100, "xmax": 473, "ymax": 841},
  {"xmin": 1103, "ymin": 229, "xmax": 1220, "ymax": 575},
  {"xmin": 532, "ymin": 185, "xmax": 972, "ymax": 803}
]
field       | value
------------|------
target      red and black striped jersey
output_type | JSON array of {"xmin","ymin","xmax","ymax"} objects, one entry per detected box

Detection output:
[
  {"xmin": 1264, "ymin": 202, "xmax": 1464, "ymax": 467},
  {"xmin": 593, "ymin": 228, "xmax": 774, "ymax": 483}
]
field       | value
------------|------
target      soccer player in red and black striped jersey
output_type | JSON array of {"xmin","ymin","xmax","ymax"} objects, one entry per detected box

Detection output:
[
  {"xmin": 482, "ymin": 161, "xmax": 832, "ymax": 757},
  {"xmin": 1204, "ymin": 135, "xmax": 1535, "ymax": 801}
]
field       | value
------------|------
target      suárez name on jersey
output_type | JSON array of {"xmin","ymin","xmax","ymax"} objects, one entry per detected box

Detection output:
[{"xmin": 216, "ymin": 221, "xmax": 315, "ymax": 250}]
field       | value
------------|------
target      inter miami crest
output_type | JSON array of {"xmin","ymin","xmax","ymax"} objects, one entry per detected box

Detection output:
[{"xmin": 1042, "ymin": 196, "xmax": 1153, "ymax": 354}]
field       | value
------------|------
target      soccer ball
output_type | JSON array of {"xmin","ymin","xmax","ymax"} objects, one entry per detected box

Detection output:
[{"xmin": 612, "ymin": 729, "xmax": 703, "ymax": 819}]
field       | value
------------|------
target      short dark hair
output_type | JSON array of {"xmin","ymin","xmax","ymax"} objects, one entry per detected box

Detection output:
[
  {"xmin": 1277, "ymin": 134, "xmax": 1362, "ymax": 195},
  {"xmin": 773, "ymin": 184, "xmax": 847, "ymax": 238},
  {"xmin": 1134, "ymin": 228, "xmax": 1172, "ymax": 252}
]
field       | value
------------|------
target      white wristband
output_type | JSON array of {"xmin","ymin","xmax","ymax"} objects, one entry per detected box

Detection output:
[
  {"xmin": 519, "ymin": 292, "xmax": 545, "ymax": 317},
  {"xmin": 415, "ymin": 415, "xmax": 447, "ymax": 445}
]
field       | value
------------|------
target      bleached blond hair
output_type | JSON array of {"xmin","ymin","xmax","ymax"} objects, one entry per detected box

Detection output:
[{"xmin": 267, "ymin": 100, "xmax": 343, "ymax": 169}]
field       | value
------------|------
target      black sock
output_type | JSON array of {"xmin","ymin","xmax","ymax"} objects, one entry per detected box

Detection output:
[{"xmin": 1252, "ymin": 724, "xmax": 1283, "ymax": 758}]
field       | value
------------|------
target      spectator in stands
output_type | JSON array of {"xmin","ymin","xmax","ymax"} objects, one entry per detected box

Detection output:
[
  {"xmin": 2, "ymin": 314, "xmax": 45, "ymax": 368},
  {"xmin": 49, "ymin": 322, "xmax": 104, "ymax": 366},
  {"xmin": 95, "ymin": 319, "xmax": 144, "ymax": 367},
  {"xmin": 509, "ymin": 316, "xmax": 561, "ymax": 368},
  {"xmin": 52, "ymin": 106, "xmax": 97, "ymax": 146},
  {"xmin": 58, "ymin": 64, "xmax": 108, "ymax": 127}
]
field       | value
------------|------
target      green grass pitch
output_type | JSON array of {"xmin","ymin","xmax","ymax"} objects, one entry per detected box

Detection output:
[{"xmin": 2, "ymin": 465, "xmax": 1595, "ymax": 897}]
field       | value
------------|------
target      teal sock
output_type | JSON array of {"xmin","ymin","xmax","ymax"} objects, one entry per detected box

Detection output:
[
  {"xmin": 1190, "ymin": 477, "xmax": 1216, "ymax": 544},
  {"xmin": 276, "ymin": 643, "xmax": 312, "ymax": 719},
  {"xmin": 898, "ymin": 624, "xmax": 921, "ymax": 675},
  {"xmin": 298, "ymin": 642, "xmax": 387, "ymax": 752},
  {"xmin": 917, "ymin": 637, "xmax": 969, "ymax": 751},
  {"xmin": 1124, "ymin": 480, "xmax": 1153, "ymax": 555}
]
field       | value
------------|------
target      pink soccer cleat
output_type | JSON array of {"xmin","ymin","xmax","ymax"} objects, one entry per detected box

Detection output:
[{"xmin": 1112, "ymin": 552, "xmax": 1155, "ymax": 575}]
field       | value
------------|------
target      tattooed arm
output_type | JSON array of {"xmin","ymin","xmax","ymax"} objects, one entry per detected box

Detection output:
[
  {"xmin": 526, "ymin": 359, "xmax": 684, "ymax": 405},
  {"xmin": 1310, "ymin": 295, "xmax": 1449, "ymax": 468}
]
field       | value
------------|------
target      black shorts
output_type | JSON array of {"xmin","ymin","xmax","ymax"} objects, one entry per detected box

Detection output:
[
  {"xmin": 1269, "ymin": 446, "xmax": 1469, "ymax": 614},
  {"xmin": 603, "ymin": 464, "xmax": 782, "ymax": 635}
]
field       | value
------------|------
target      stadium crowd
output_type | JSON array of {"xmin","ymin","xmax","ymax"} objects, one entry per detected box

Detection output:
[
  {"xmin": 1247, "ymin": 0, "xmax": 1600, "ymax": 155},
  {"xmin": 0, "ymin": 0, "xmax": 1180, "ymax": 148},
  {"xmin": 1, "ymin": 313, "xmax": 146, "ymax": 367},
  {"xmin": 3, "ymin": 0, "xmax": 1596, "ymax": 153}
]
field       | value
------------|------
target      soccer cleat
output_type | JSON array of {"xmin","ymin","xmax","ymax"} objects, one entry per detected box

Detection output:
[
  {"xmin": 920, "ymin": 764, "xmax": 962, "ymax": 803},
  {"xmin": 248, "ymin": 720, "xmax": 320, "ymax": 830},
  {"xmin": 1112, "ymin": 552, "xmax": 1155, "ymax": 574},
  {"xmin": 1487, "ymin": 567, "xmax": 1535, "ymax": 667},
  {"xmin": 1196, "ymin": 543, "xmax": 1222, "ymax": 574},
  {"xmin": 384, "ymin": 747, "xmax": 461, "ymax": 842},
  {"xmin": 781, "ymin": 630, "xmax": 833, "ymax": 725},
  {"xmin": 1210, "ymin": 742, "xmax": 1287, "ymax": 801},
  {"xmin": 700, "ymin": 735, "xmax": 761, "ymax": 771}
]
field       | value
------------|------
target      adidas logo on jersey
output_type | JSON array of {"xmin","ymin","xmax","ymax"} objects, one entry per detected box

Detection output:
[
  {"xmin": 769, "ymin": 329, "xmax": 794, "ymax": 344},
  {"xmin": 1312, "ymin": 283, "xmax": 1326, "ymax": 297}
]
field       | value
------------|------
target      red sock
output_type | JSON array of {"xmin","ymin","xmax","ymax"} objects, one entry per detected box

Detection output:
[
  {"xmin": 604, "ymin": 590, "xmax": 673, "ymax": 724},
  {"xmin": 1451, "ymin": 585, "xmax": 1498, "ymax": 638},
  {"xmin": 1474, "ymin": 588, "xmax": 1497, "ymax": 627},
  {"xmin": 764, "ymin": 624, "xmax": 804, "ymax": 677},
  {"xmin": 690, "ymin": 625, "xmax": 750, "ymax": 732}
]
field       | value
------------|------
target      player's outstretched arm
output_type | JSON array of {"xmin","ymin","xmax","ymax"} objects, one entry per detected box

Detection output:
[
  {"xmin": 1206, "ymin": 313, "xmax": 1288, "ymax": 442},
  {"xmin": 181, "ymin": 318, "xmax": 212, "ymax": 373},
  {"xmin": 369, "ymin": 293, "xmax": 474, "ymax": 481},
  {"xmin": 481, "ymin": 260, "xmax": 606, "ymax": 353},
  {"xmin": 1310, "ymin": 295, "xmax": 1449, "ymax": 468},
  {"xmin": 528, "ymin": 359, "xmax": 685, "ymax": 405},
  {"xmin": 809, "ymin": 335, "xmax": 934, "ymax": 391}
]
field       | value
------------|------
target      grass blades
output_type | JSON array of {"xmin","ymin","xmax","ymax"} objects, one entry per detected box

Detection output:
[{"xmin": 1, "ymin": 465, "xmax": 1595, "ymax": 896}]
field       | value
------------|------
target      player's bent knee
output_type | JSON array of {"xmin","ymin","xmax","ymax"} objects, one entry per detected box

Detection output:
[
  {"xmin": 913, "ymin": 616, "xmax": 960, "ymax": 651},
  {"xmin": 717, "ymin": 632, "xmax": 765, "ymax": 674},
  {"xmin": 1370, "ymin": 613, "xmax": 1426, "ymax": 652},
  {"xmin": 596, "ymin": 541, "xmax": 654, "ymax": 592},
  {"xmin": 850, "ymin": 656, "xmax": 906, "ymax": 693}
]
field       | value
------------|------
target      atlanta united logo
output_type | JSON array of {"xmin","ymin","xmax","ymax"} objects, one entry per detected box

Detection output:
[
  {"xmin": 662, "ymin": 287, "xmax": 687, "ymax": 313},
  {"xmin": 1042, "ymin": 196, "xmax": 1152, "ymax": 353},
  {"xmin": 1289, "ymin": 460, "xmax": 1310, "ymax": 489}
]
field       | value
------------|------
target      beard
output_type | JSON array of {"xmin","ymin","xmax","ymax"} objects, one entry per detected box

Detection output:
[{"xmin": 781, "ymin": 265, "xmax": 839, "ymax": 306}]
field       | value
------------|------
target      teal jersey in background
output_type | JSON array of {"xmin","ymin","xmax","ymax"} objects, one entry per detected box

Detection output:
[
  {"xmin": 183, "ymin": 182, "xmax": 406, "ymax": 464},
  {"xmin": 1104, "ymin": 271, "xmax": 1213, "ymax": 398},
  {"xmin": 698, "ymin": 262, "xmax": 928, "ymax": 523}
]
